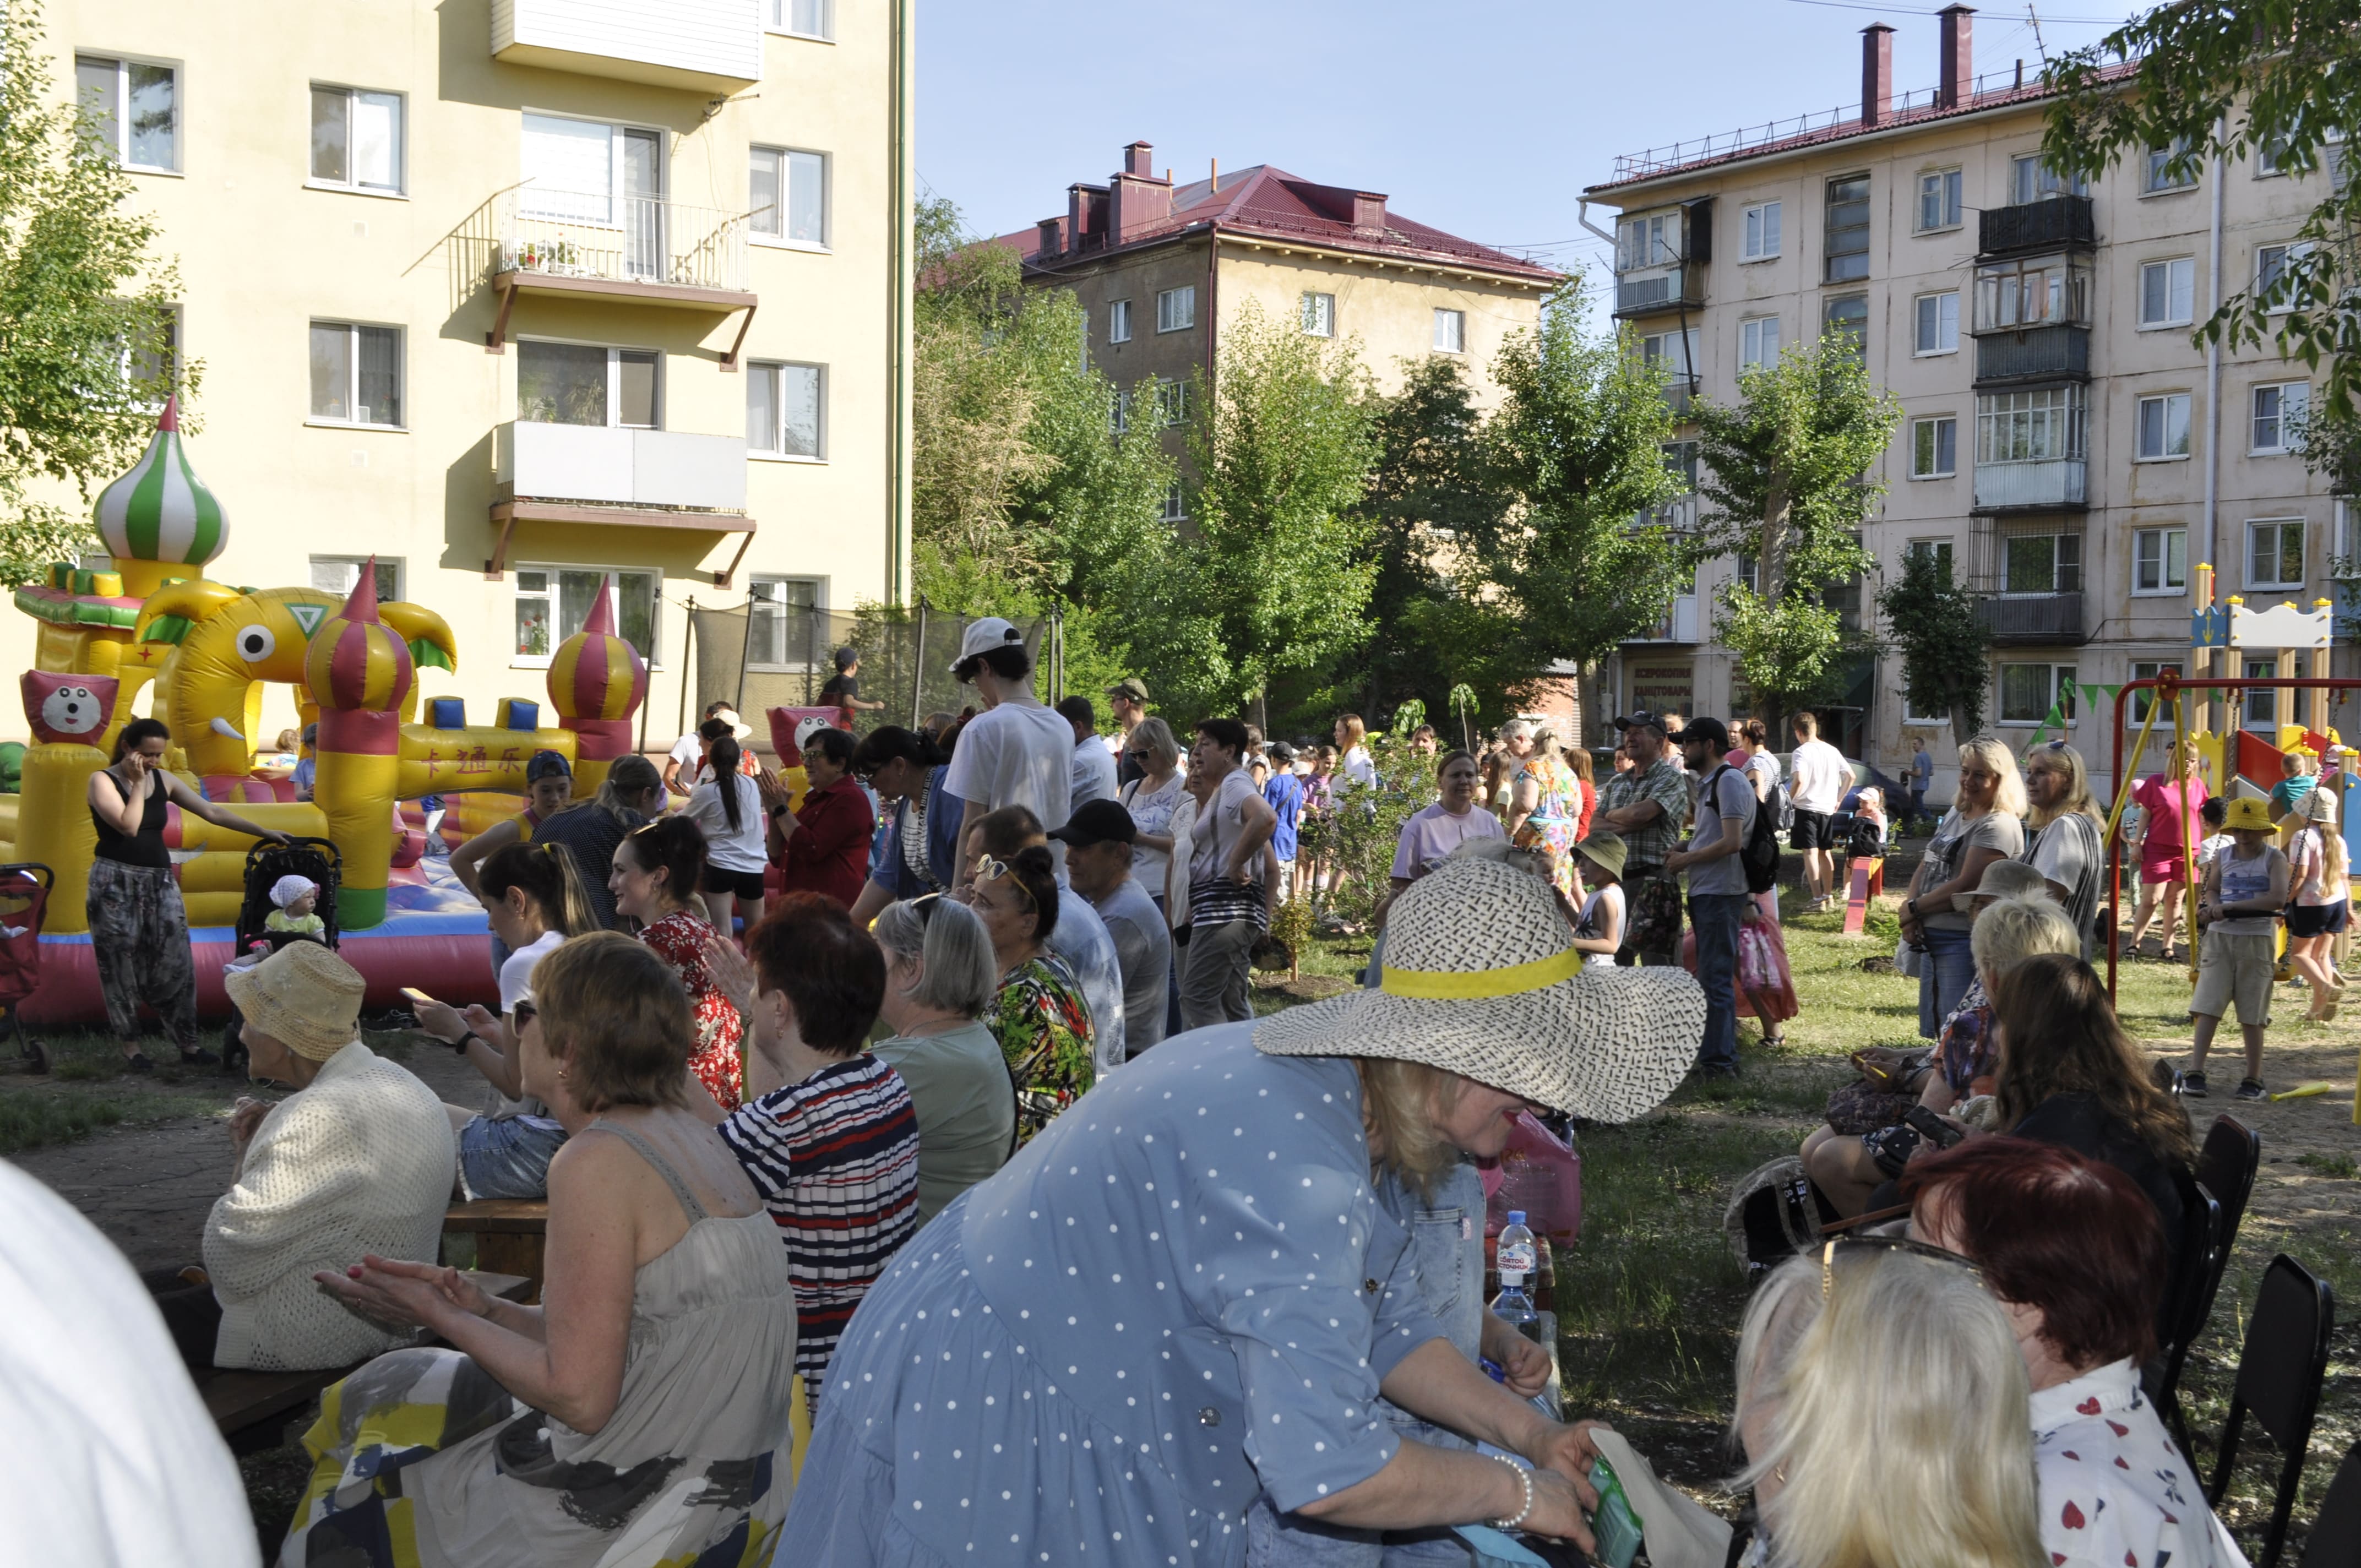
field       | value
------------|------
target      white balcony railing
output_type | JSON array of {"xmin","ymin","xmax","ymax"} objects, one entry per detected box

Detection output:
[
  {"xmin": 499, "ymin": 189, "xmax": 749, "ymax": 295},
  {"xmin": 1633, "ymin": 594, "xmax": 1700, "ymax": 644},
  {"xmin": 496, "ymin": 421, "xmax": 747, "ymax": 511},
  {"xmin": 1974, "ymin": 458, "xmax": 2087, "ymax": 511}
]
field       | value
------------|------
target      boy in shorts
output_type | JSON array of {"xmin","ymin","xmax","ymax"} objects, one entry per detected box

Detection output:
[{"xmin": 2187, "ymin": 796, "xmax": 2290, "ymax": 1101}]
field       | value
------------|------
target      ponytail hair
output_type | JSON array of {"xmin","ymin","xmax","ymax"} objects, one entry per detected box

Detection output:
[
  {"xmin": 481, "ymin": 839, "xmax": 600, "ymax": 937},
  {"xmin": 594, "ymin": 754, "xmax": 663, "ymax": 824},
  {"xmin": 851, "ymin": 724, "xmax": 948, "ymax": 775},
  {"xmin": 622, "ymin": 815, "xmax": 706, "ymax": 911},
  {"xmin": 708, "ymin": 737, "xmax": 747, "ymax": 833}
]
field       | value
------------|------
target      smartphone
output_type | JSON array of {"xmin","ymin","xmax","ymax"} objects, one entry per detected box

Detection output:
[
  {"xmin": 399, "ymin": 987, "xmax": 436, "ymax": 1008},
  {"xmin": 1905, "ymin": 1105, "xmax": 1966, "ymax": 1150},
  {"xmin": 1586, "ymin": 1457, "xmax": 1644, "ymax": 1568}
]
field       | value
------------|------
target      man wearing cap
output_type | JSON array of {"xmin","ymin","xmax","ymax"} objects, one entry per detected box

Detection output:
[
  {"xmin": 1106, "ymin": 677, "xmax": 1151, "ymax": 787},
  {"xmin": 197, "ymin": 942, "xmax": 454, "ymax": 1371},
  {"xmin": 1057, "ymin": 695, "xmax": 1119, "ymax": 809},
  {"xmin": 945, "ymin": 618, "xmax": 1075, "ymax": 892},
  {"xmin": 1596, "ymin": 710, "xmax": 1693, "ymax": 966},
  {"xmin": 1664, "ymin": 718, "xmax": 1754, "ymax": 1077},
  {"xmin": 1052, "ymin": 799, "xmax": 1172, "ymax": 1053}
]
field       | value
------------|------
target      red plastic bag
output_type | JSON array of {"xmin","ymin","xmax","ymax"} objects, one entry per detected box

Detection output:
[
  {"xmin": 1478, "ymin": 1112, "xmax": 1582, "ymax": 1249},
  {"xmin": 1737, "ymin": 921, "xmax": 1799, "ymax": 1024}
]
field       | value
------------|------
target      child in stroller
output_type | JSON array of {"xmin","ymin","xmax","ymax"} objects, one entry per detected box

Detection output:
[{"xmin": 219, "ymin": 839, "xmax": 340, "ymax": 1073}]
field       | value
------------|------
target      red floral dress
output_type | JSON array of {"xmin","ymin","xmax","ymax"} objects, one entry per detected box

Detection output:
[{"xmin": 642, "ymin": 907, "xmax": 745, "ymax": 1108}]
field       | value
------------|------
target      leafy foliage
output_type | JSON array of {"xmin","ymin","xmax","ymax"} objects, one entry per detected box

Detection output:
[
  {"xmin": 1875, "ymin": 545, "xmax": 1990, "ymax": 745},
  {"xmin": 1296, "ymin": 735, "xmax": 1438, "ymax": 928},
  {"xmin": 0, "ymin": 0, "xmax": 199, "ymax": 586}
]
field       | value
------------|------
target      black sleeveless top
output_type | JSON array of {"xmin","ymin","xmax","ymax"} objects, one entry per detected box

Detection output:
[{"xmin": 92, "ymin": 772, "xmax": 171, "ymax": 868}]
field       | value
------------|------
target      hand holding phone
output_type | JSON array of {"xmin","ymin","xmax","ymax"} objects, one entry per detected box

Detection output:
[
  {"xmin": 1904, "ymin": 1105, "xmax": 1967, "ymax": 1150},
  {"xmin": 399, "ymin": 986, "xmax": 434, "ymax": 1007}
]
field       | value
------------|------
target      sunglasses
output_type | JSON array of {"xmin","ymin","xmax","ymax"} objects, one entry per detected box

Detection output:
[
  {"xmin": 512, "ymin": 1000, "xmax": 537, "ymax": 1029},
  {"xmin": 972, "ymin": 856, "xmax": 1036, "ymax": 912},
  {"xmin": 1819, "ymin": 1234, "xmax": 1977, "ymax": 1300}
]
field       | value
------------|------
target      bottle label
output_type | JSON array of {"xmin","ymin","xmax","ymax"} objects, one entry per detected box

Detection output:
[{"xmin": 1498, "ymin": 1271, "xmax": 1527, "ymax": 1287}]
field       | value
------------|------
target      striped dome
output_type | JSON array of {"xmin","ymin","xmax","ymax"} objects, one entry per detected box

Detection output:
[
  {"xmin": 304, "ymin": 564, "xmax": 414, "ymax": 712},
  {"xmin": 547, "ymin": 576, "xmax": 648, "ymax": 722},
  {"xmin": 94, "ymin": 398, "xmax": 227, "ymax": 568}
]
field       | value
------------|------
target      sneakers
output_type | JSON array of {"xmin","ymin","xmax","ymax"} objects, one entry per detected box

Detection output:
[
  {"xmin": 2234, "ymin": 1077, "xmax": 2267, "ymax": 1101},
  {"xmin": 2182, "ymin": 1070, "xmax": 2209, "ymax": 1098}
]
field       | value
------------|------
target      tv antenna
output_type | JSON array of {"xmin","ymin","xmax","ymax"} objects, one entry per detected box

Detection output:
[{"xmin": 2025, "ymin": 2, "xmax": 2049, "ymax": 63}]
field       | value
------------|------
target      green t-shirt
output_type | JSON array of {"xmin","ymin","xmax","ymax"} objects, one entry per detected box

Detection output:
[{"xmin": 871, "ymin": 1020, "xmax": 1016, "ymax": 1224}]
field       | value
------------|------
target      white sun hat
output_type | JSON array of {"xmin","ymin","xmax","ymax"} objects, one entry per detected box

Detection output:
[{"xmin": 1255, "ymin": 856, "xmax": 1705, "ymax": 1121}]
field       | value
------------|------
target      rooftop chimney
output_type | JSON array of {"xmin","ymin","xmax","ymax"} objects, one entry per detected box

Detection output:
[
  {"xmin": 1938, "ymin": 5, "xmax": 1975, "ymax": 110},
  {"xmin": 1351, "ymin": 191, "xmax": 1386, "ymax": 235},
  {"xmin": 1068, "ymin": 183, "xmax": 1109, "ymax": 251},
  {"xmin": 1860, "ymin": 23, "xmax": 1895, "ymax": 126},
  {"xmin": 1123, "ymin": 141, "xmax": 1154, "ymax": 178},
  {"xmin": 1036, "ymin": 216, "xmax": 1068, "ymax": 259}
]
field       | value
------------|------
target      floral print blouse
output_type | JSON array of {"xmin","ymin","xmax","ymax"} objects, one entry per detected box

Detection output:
[
  {"xmin": 641, "ymin": 907, "xmax": 746, "ymax": 1109},
  {"xmin": 988, "ymin": 952, "xmax": 1094, "ymax": 1139}
]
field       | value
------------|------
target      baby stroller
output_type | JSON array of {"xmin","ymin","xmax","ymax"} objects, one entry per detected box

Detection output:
[
  {"xmin": 0, "ymin": 862, "xmax": 55, "ymax": 1074},
  {"xmin": 219, "ymin": 837, "xmax": 341, "ymax": 1073}
]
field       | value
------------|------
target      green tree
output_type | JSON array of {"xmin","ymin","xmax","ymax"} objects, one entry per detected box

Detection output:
[
  {"xmin": 1468, "ymin": 278, "xmax": 1690, "ymax": 715},
  {"xmin": 1693, "ymin": 331, "xmax": 1900, "ymax": 730},
  {"xmin": 1876, "ymin": 545, "xmax": 1990, "ymax": 745},
  {"xmin": 0, "ymin": 0, "xmax": 197, "ymax": 585}
]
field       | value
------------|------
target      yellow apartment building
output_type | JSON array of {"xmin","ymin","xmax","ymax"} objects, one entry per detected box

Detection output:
[
  {"xmin": 13, "ymin": 0, "xmax": 914, "ymax": 745},
  {"xmin": 1585, "ymin": 5, "xmax": 2342, "ymax": 794}
]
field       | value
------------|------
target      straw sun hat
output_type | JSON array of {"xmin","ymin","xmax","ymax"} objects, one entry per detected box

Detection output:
[
  {"xmin": 223, "ymin": 940, "xmax": 366, "ymax": 1061},
  {"xmin": 1256, "ymin": 857, "xmax": 1705, "ymax": 1121}
]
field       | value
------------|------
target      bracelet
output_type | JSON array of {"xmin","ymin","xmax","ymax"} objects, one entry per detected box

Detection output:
[
  {"xmin": 450, "ymin": 1032, "xmax": 480, "ymax": 1056},
  {"xmin": 1488, "ymin": 1454, "xmax": 1535, "ymax": 1531}
]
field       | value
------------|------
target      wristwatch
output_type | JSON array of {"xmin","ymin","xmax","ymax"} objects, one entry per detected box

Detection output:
[{"xmin": 450, "ymin": 1031, "xmax": 481, "ymax": 1056}]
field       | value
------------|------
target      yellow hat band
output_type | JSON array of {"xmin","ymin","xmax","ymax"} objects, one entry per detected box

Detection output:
[{"xmin": 1380, "ymin": 945, "xmax": 1584, "ymax": 1001}]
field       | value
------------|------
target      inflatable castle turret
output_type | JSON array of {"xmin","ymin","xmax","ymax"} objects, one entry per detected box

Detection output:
[
  {"xmin": 303, "ymin": 562, "xmax": 415, "ymax": 927},
  {"xmin": 546, "ymin": 575, "xmax": 648, "ymax": 797}
]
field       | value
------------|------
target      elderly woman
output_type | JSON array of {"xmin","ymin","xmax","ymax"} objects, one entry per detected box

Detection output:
[
  {"xmin": 786, "ymin": 857, "xmax": 1707, "ymax": 1562},
  {"xmin": 968, "ymin": 843, "xmax": 1094, "ymax": 1135},
  {"xmin": 290, "ymin": 933, "xmax": 797, "ymax": 1567},
  {"xmin": 1505, "ymin": 723, "xmax": 1587, "ymax": 896},
  {"xmin": 1905, "ymin": 1139, "xmax": 2246, "ymax": 1568},
  {"xmin": 766, "ymin": 725, "xmax": 875, "ymax": 908},
  {"xmin": 867, "ymin": 894, "xmax": 1016, "ymax": 1221},
  {"xmin": 2021, "ymin": 742, "xmax": 2106, "ymax": 956},
  {"xmin": 1897, "ymin": 734, "xmax": 2026, "ymax": 1035}
]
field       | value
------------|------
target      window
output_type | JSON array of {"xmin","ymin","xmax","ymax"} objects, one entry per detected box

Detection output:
[
  {"xmin": 124, "ymin": 302, "xmax": 178, "ymax": 406},
  {"xmin": 520, "ymin": 115, "xmax": 661, "ymax": 227},
  {"xmin": 514, "ymin": 567, "xmax": 657, "ymax": 666},
  {"xmin": 308, "ymin": 322, "xmax": 402, "ymax": 427},
  {"xmin": 1740, "ymin": 314, "xmax": 1781, "ymax": 369},
  {"xmin": 1742, "ymin": 201, "xmax": 1781, "ymax": 261},
  {"xmin": 747, "ymin": 577, "xmax": 821, "ymax": 669},
  {"xmin": 2000, "ymin": 663, "xmax": 2078, "ymax": 725},
  {"xmin": 2010, "ymin": 155, "xmax": 2088, "ymax": 205},
  {"xmin": 2253, "ymin": 381, "xmax": 2309, "ymax": 453},
  {"xmin": 74, "ymin": 55, "xmax": 177, "ymax": 172},
  {"xmin": 1824, "ymin": 173, "xmax": 1870, "ymax": 283},
  {"xmin": 311, "ymin": 557, "xmax": 402, "ymax": 604},
  {"xmin": 749, "ymin": 146, "xmax": 827, "ymax": 245},
  {"xmin": 1300, "ymin": 292, "xmax": 1335, "ymax": 337},
  {"xmin": 308, "ymin": 85, "xmax": 402, "ymax": 193},
  {"xmin": 1108, "ymin": 385, "xmax": 1131, "ymax": 435},
  {"xmin": 2130, "ymin": 661, "xmax": 2182, "ymax": 721},
  {"xmin": 1618, "ymin": 211, "xmax": 1680, "ymax": 270},
  {"xmin": 2248, "ymin": 518, "xmax": 2306, "ymax": 590},
  {"xmin": 1914, "ymin": 291, "xmax": 1960, "ymax": 355},
  {"xmin": 1157, "ymin": 378, "xmax": 1187, "ymax": 427},
  {"xmin": 1107, "ymin": 300, "xmax": 1132, "ymax": 344},
  {"xmin": 1911, "ymin": 416, "xmax": 1957, "ymax": 478},
  {"xmin": 768, "ymin": 0, "xmax": 833, "ymax": 38},
  {"xmin": 1973, "ymin": 253, "xmax": 2091, "ymax": 331},
  {"xmin": 1156, "ymin": 287, "xmax": 1195, "ymax": 333},
  {"xmin": 2133, "ymin": 528, "xmax": 2188, "ymax": 595},
  {"xmin": 1917, "ymin": 168, "xmax": 1963, "ymax": 232},
  {"xmin": 1433, "ymin": 309, "xmax": 1466, "ymax": 353},
  {"xmin": 2003, "ymin": 533, "xmax": 2082, "ymax": 595},
  {"xmin": 2244, "ymin": 656, "xmax": 2285, "ymax": 731},
  {"xmin": 1823, "ymin": 293, "xmax": 1867, "ymax": 358},
  {"xmin": 2259, "ymin": 133, "xmax": 2291, "ymax": 176},
  {"xmin": 2138, "ymin": 258, "xmax": 2196, "ymax": 328},
  {"xmin": 518, "ymin": 340, "xmax": 657, "ymax": 428},
  {"xmin": 2136, "ymin": 393, "xmax": 2192, "ymax": 461},
  {"xmin": 2257, "ymin": 242, "xmax": 2316, "ymax": 309},
  {"xmin": 1977, "ymin": 386, "xmax": 2087, "ymax": 463},
  {"xmin": 1907, "ymin": 538, "xmax": 1955, "ymax": 580},
  {"xmin": 1639, "ymin": 327, "xmax": 1700, "ymax": 386},
  {"xmin": 747, "ymin": 361, "xmax": 824, "ymax": 458},
  {"xmin": 1161, "ymin": 483, "xmax": 1185, "ymax": 522},
  {"xmin": 2144, "ymin": 138, "xmax": 2198, "ymax": 193}
]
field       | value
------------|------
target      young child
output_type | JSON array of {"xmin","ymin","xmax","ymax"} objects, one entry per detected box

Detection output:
[
  {"xmin": 1568, "ymin": 831, "xmax": 1627, "ymax": 968},
  {"xmin": 265, "ymin": 875, "xmax": 328, "ymax": 943},
  {"xmin": 2188, "ymin": 796, "xmax": 2291, "ymax": 1101},
  {"xmin": 2191, "ymin": 796, "xmax": 2232, "ymax": 874}
]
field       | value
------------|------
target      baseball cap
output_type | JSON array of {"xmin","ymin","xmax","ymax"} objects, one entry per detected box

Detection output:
[
  {"xmin": 1682, "ymin": 716, "xmax": 1732, "ymax": 752},
  {"xmin": 1612, "ymin": 710, "xmax": 1668, "ymax": 737},
  {"xmin": 1106, "ymin": 676, "xmax": 1150, "ymax": 704},
  {"xmin": 1046, "ymin": 798, "xmax": 1138, "ymax": 848},
  {"xmin": 525, "ymin": 749, "xmax": 573, "ymax": 782},
  {"xmin": 952, "ymin": 617, "xmax": 1025, "ymax": 672},
  {"xmin": 1267, "ymin": 741, "xmax": 1297, "ymax": 764}
]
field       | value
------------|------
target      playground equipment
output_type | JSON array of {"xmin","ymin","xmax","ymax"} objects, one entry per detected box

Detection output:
[{"xmin": 0, "ymin": 403, "xmax": 648, "ymax": 1017}]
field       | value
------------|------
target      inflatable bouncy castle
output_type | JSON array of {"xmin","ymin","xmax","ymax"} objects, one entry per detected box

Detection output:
[{"xmin": 1, "ymin": 402, "xmax": 648, "ymax": 1017}]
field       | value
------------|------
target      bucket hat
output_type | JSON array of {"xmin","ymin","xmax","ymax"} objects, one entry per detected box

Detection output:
[
  {"xmin": 1573, "ymin": 831, "xmax": 1628, "ymax": 883},
  {"xmin": 1255, "ymin": 857, "xmax": 1703, "ymax": 1120},
  {"xmin": 2222, "ymin": 796, "xmax": 2276, "ymax": 834},
  {"xmin": 224, "ymin": 940, "xmax": 365, "ymax": 1061}
]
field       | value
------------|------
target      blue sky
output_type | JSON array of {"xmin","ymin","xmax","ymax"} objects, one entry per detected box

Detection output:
[{"xmin": 917, "ymin": 0, "xmax": 2134, "ymax": 287}]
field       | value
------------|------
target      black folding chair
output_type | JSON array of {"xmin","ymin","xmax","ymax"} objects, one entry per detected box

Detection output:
[
  {"xmin": 2150, "ymin": 1168, "xmax": 2226, "ymax": 1451},
  {"xmin": 2206, "ymin": 1254, "xmax": 2336, "ymax": 1568},
  {"xmin": 2197, "ymin": 1113, "xmax": 2262, "ymax": 1254},
  {"xmin": 2302, "ymin": 1439, "xmax": 2361, "ymax": 1568}
]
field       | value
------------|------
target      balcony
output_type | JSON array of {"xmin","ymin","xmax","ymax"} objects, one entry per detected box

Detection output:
[
  {"xmin": 491, "ymin": 0, "xmax": 761, "ymax": 93},
  {"xmin": 1977, "ymin": 195, "xmax": 2095, "ymax": 259},
  {"xmin": 488, "ymin": 189, "xmax": 757, "ymax": 357},
  {"xmin": 1974, "ymin": 458, "xmax": 2088, "ymax": 513},
  {"xmin": 1614, "ymin": 265, "xmax": 1704, "ymax": 318},
  {"xmin": 1975, "ymin": 592, "xmax": 2087, "ymax": 645},
  {"xmin": 1973, "ymin": 324, "xmax": 2091, "ymax": 387},
  {"xmin": 489, "ymin": 421, "xmax": 754, "ymax": 581},
  {"xmin": 1633, "ymin": 594, "xmax": 1700, "ymax": 644}
]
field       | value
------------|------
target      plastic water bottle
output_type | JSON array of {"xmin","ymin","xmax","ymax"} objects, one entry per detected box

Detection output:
[{"xmin": 1492, "ymin": 1211, "xmax": 1539, "ymax": 1335}]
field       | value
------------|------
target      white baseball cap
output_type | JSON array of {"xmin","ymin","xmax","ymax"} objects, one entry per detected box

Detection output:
[{"xmin": 951, "ymin": 617, "xmax": 1025, "ymax": 672}]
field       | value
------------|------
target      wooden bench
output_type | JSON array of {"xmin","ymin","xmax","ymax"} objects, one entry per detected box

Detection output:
[
  {"xmin": 442, "ymin": 1200, "xmax": 550, "ymax": 1300},
  {"xmin": 198, "ymin": 1271, "xmax": 531, "ymax": 1455}
]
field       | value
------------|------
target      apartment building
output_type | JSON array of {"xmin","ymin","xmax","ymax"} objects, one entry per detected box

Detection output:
[
  {"xmin": 16, "ymin": 0, "xmax": 914, "ymax": 741},
  {"xmin": 1584, "ymin": 6, "xmax": 2341, "ymax": 791}
]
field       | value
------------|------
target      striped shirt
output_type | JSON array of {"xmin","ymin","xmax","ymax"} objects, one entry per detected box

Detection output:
[{"xmin": 717, "ymin": 1053, "xmax": 921, "ymax": 1404}]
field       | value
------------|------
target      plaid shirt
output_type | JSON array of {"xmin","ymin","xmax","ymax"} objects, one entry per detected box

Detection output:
[{"xmin": 1597, "ymin": 758, "xmax": 1691, "ymax": 869}]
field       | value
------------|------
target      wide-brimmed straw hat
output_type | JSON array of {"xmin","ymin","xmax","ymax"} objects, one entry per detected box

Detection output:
[
  {"xmin": 223, "ymin": 940, "xmax": 365, "ymax": 1061},
  {"xmin": 1255, "ymin": 857, "xmax": 1704, "ymax": 1120}
]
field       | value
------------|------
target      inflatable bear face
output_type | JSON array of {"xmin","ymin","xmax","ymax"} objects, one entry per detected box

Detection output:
[{"xmin": 22, "ymin": 672, "xmax": 117, "ymax": 745}]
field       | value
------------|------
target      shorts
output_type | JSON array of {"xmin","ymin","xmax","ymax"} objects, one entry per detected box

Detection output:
[
  {"xmin": 2140, "ymin": 850, "xmax": 2193, "ymax": 886},
  {"xmin": 703, "ymin": 862, "xmax": 768, "ymax": 901},
  {"xmin": 1789, "ymin": 810, "xmax": 1834, "ymax": 851},
  {"xmin": 2191, "ymin": 932, "xmax": 2276, "ymax": 1025},
  {"xmin": 2288, "ymin": 901, "xmax": 2349, "ymax": 938},
  {"xmin": 458, "ymin": 1113, "xmax": 567, "ymax": 1200}
]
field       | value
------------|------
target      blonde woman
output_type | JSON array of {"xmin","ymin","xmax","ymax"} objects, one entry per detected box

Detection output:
[
  {"xmin": 1733, "ymin": 1243, "xmax": 2044, "ymax": 1568},
  {"xmin": 2020, "ymin": 742, "xmax": 2106, "ymax": 957},
  {"xmin": 2284, "ymin": 788, "xmax": 2350, "ymax": 1020},
  {"xmin": 1506, "ymin": 723, "xmax": 1585, "ymax": 896},
  {"xmin": 2127, "ymin": 741, "xmax": 2207, "ymax": 962},
  {"xmin": 1897, "ymin": 736, "xmax": 2026, "ymax": 1036}
]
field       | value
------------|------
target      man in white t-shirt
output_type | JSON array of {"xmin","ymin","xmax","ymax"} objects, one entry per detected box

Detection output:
[
  {"xmin": 1786, "ymin": 711, "xmax": 1851, "ymax": 911},
  {"xmin": 665, "ymin": 703, "xmax": 752, "ymax": 795},
  {"xmin": 1058, "ymin": 695, "xmax": 1119, "ymax": 809},
  {"xmin": 944, "ymin": 618, "xmax": 1074, "ymax": 891}
]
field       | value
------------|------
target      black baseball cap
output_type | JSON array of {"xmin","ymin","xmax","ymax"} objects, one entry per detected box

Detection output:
[
  {"xmin": 1046, "ymin": 799, "xmax": 1137, "ymax": 848},
  {"xmin": 1682, "ymin": 716, "xmax": 1732, "ymax": 752},
  {"xmin": 1612, "ymin": 710, "xmax": 1668, "ymax": 737}
]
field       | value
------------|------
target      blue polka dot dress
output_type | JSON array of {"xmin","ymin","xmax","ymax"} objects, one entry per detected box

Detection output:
[{"xmin": 784, "ymin": 1021, "xmax": 1450, "ymax": 1566}]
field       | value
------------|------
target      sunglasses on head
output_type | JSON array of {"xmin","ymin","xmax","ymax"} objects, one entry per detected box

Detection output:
[
  {"xmin": 972, "ymin": 855, "xmax": 1037, "ymax": 911},
  {"xmin": 1819, "ymin": 1234, "xmax": 1977, "ymax": 1300},
  {"xmin": 512, "ymin": 1000, "xmax": 537, "ymax": 1029}
]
